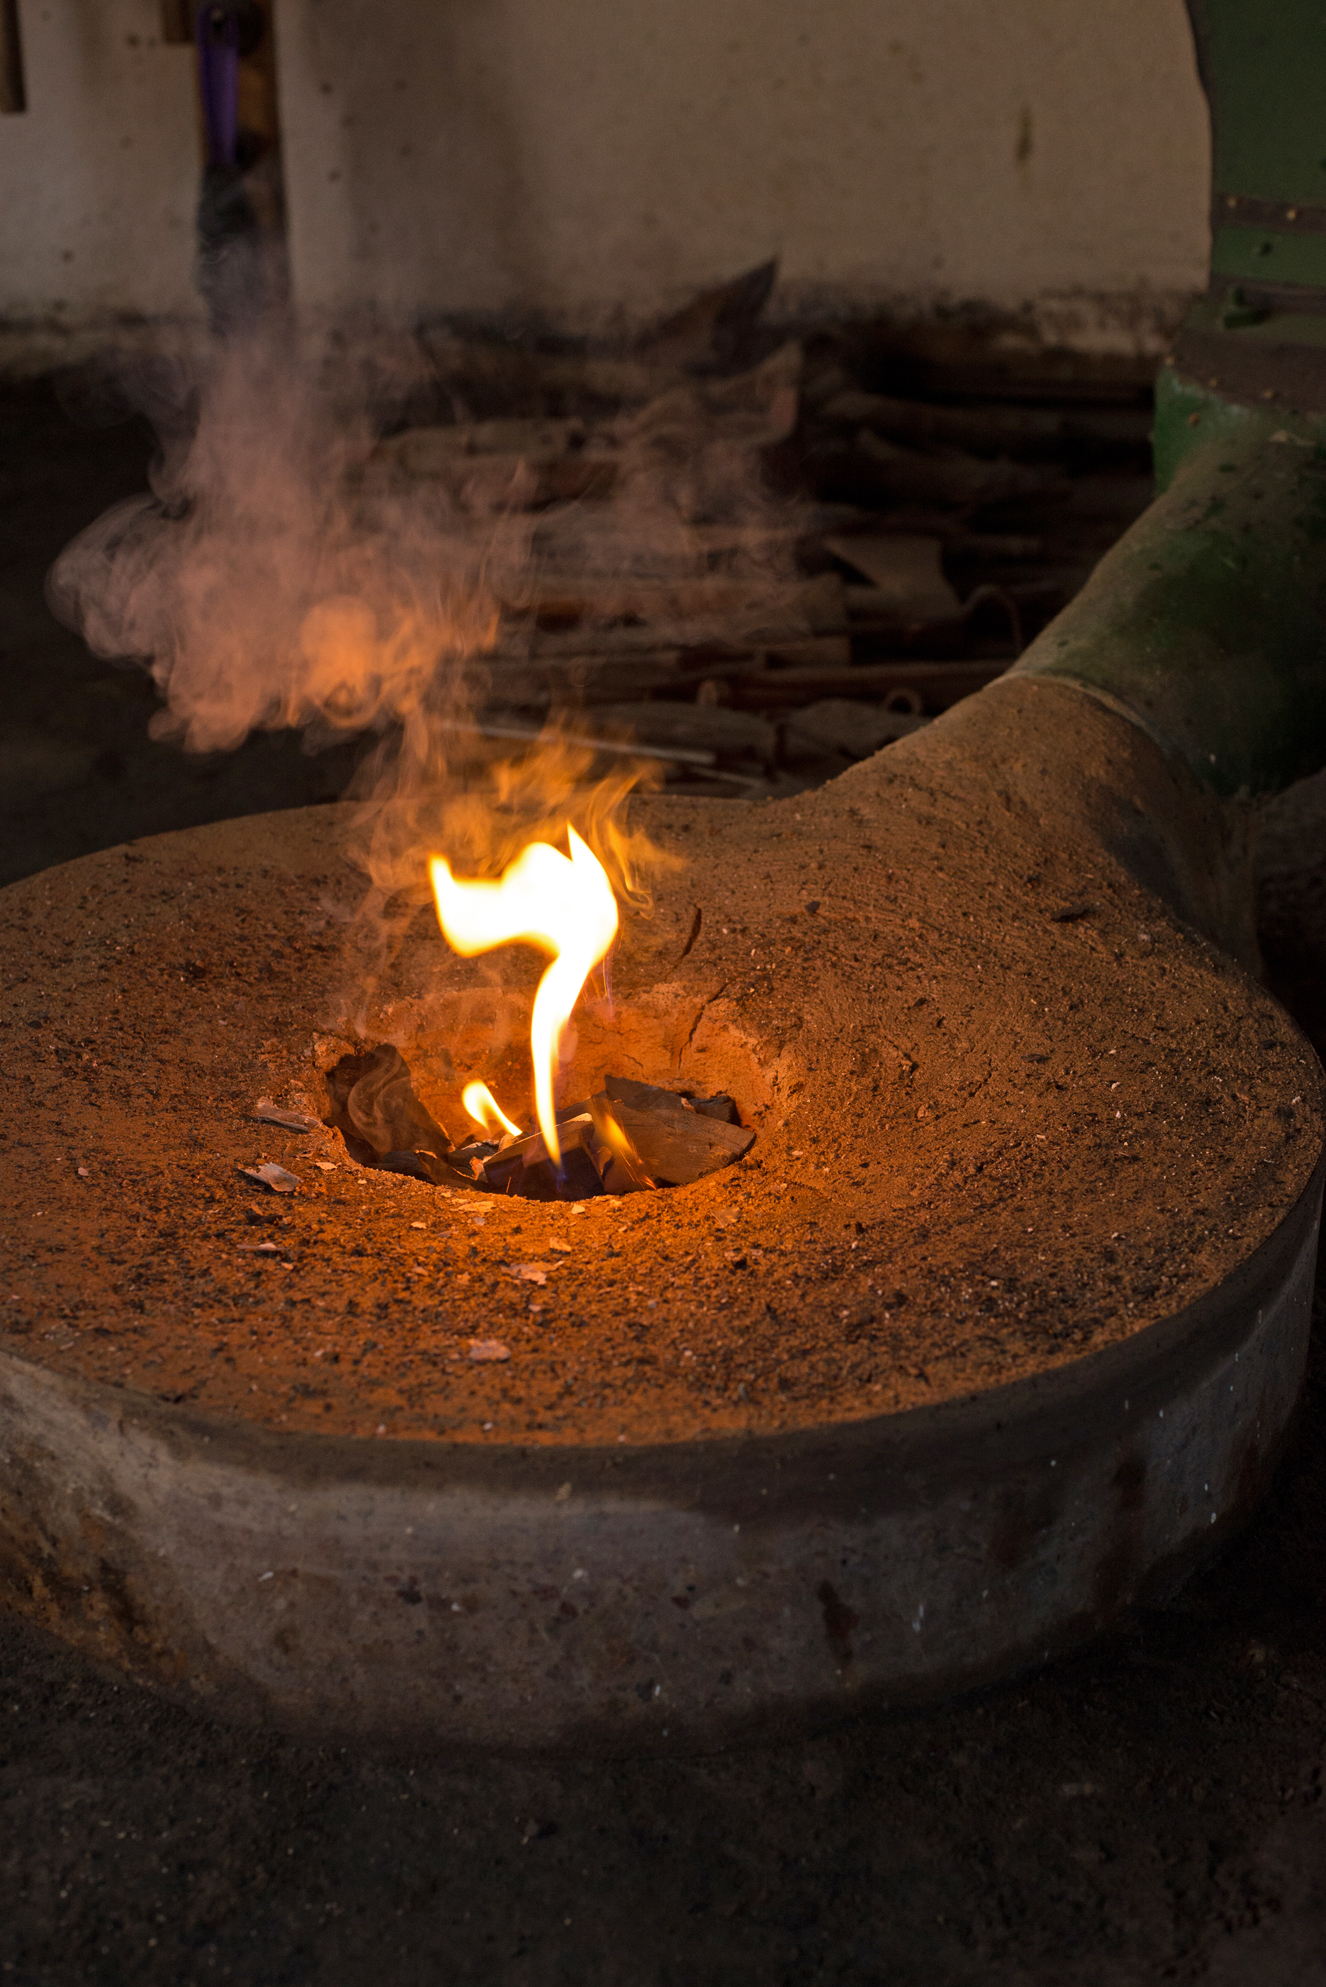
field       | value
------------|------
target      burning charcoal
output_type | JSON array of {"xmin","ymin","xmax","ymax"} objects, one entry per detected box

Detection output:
[
  {"xmin": 590, "ymin": 1094, "xmax": 753, "ymax": 1186},
  {"xmin": 603, "ymin": 1075, "xmax": 692, "ymax": 1118},
  {"xmin": 481, "ymin": 1115, "xmax": 606, "ymax": 1201},
  {"xmin": 604, "ymin": 1075, "xmax": 742, "ymax": 1129},
  {"xmin": 690, "ymin": 1093, "xmax": 741, "ymax": 1125},
  {"xmin": 449, "ymin": 1138, "xmax": 499, "ymax": 1178},
  {"xmin": 252, "ymin": 1098, "xmax": 320, "ymax": 1133},
  {"xmin": 323, "ymin": 1046, "xmax": 452, "ymax": 1170},
  {"xmin": 468, "ymin": 1339, "xmax": 510, "ymax": 1363},
  {"xmin": 238, "ymin": 1162, "xmax": 300, "ymax": 1194}
]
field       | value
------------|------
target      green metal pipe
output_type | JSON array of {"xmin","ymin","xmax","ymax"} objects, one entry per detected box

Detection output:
[{"xmin": 1011, "ymin": 0, "xmax": 1326, "ymax": 802}]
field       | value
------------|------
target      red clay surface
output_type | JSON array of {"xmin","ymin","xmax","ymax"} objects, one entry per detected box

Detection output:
[{"xmin": 0, "ymin": 684, "xmax": 1319, "ymax": 1446}]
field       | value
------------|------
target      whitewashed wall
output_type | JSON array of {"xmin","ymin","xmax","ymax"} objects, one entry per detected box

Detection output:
[
  {"xmin": 0, "ymin": 0, "xmax": 201, "ymax": 340},
  {"xmin": 0, "ymin": 0, "xmax": 1210, "ymax": 353}
]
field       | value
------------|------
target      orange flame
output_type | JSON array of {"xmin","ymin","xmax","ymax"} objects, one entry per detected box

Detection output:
[
  {"xmin": 429, "ymin": 829, "xmax": 619, "ymax": 1165},
  {"xmin": 461, "ymin": 1081, "xmax": 522, "ymax": 1140}
]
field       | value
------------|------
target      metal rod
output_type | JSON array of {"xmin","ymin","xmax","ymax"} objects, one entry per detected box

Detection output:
[{"xmin": 436, "ymin": 718, "xmax": 718, "ymax": 769}]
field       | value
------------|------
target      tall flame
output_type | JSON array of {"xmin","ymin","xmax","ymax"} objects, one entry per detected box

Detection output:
[
  {"xmin": 461, "ymin": 1081, "xmax": 522, "ymax": 1140},
  {"xmin": 429, "ymin": 828, "xmax": 619, "ymax": 1164}
]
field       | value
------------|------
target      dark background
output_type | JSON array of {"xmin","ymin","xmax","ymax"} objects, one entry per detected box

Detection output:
[{"xmin": 3, "ymin": 379, "xmax": 1326, "ymax": 1985}]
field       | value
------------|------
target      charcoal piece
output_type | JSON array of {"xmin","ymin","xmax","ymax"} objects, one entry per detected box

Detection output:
[
  {"xmin": 551, "ymin": 1145, "xmax": 604, "ymax": 1200},
  {"xmin": 599, "ymin": 1153, "xmax": 651, "ymax": 1195},
  {"xmin": 481, "ymin": 1115, "xmax": 606, "ymax": 1202},
  {"xmin": 691, "ymin": 1093, "xmax": 740, "ymax": 1125},
  {"xmin": 604, "ymin": 1075, "xmax": 742, "ymax": 1129},
  {"xmin": 378, "ymin": 1149, "xmax": 464, "ymax": 1187},
  {"xmin": 603, "ymin": 1075, "xmax": 691, "ymax": 1117},
  {"xmin": 591, "ymin": 1094, "xmax": 753, "ymax": 1186},
  {"xmin": 450, "ymin": 1139, "xmax": 499, "ymax": 1178},
  {"xmin": 324, "ymin": 1046, "xmax": 452, "ymax": 1167}
]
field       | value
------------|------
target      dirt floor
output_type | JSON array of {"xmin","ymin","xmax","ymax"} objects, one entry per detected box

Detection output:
[{"xmin": 4, "ymin": 377, "xmax": 1326, "ymax": 1984}]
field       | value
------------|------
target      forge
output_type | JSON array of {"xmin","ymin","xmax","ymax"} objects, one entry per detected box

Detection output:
[
  {"xmin": 1, "ymin": 655, "xmax": 1321, "ymax": 1750},
  {"xmin": 5, "ymin": 0, "xmax": 1326, "ymax": 1761}
]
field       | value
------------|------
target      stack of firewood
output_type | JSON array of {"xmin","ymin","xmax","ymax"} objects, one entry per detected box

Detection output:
[{"xmin": 368, "ymin": 263, "xmax": 1157, "ymax": 796}]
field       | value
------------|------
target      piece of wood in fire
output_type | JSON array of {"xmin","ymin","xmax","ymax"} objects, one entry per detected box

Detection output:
[
  {"xmin": 592, "ymin": 1093, "xmax": 753, "ymax": 1185},
  {"xmin": 603, "ymin": 1075, "xmax": 742, "ymax": 1127},
  {"xmin": 481, "ymin": 1115, "xmax": 605, "ymax": 1201}
]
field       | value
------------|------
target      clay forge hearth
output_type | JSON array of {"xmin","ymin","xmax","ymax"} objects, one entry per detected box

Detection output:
[{"xmin": 0, "ymin": 673, "xmax": 1321, "ymax": 1752}]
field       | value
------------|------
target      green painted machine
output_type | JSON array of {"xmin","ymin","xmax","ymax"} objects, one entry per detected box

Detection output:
[{"xmin": 1014, "ymin": 0, "xmax": 1326, "ymax": 801}]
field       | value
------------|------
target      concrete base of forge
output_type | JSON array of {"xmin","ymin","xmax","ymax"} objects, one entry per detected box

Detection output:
[
  {"xmin": 0, "ymin": 1172, "xmax": 1318, "ymax": 1750},
  {"xmin": 1, "ymin": 678, "xmax": 1323, "ymax": 1749}
]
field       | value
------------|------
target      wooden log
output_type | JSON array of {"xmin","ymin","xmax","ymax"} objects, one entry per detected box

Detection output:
[
  {"xmin": 837, "ymin": 322, "xmax": 1155, "ymax": 401},
  {"xmin": 591, "ymin": 1094, "xmax": 753, "ymax": 1185},
  {"xmin": 623, "ymin": 342, "xmax": 802, "ymax": 451},
  {"xmin": 783, "ymin": 698, "xmax": 929, "ymax": 760},
  {"xmin": 725, "ymin": 660, "xmax": 1008, "ymax": 710},
  {"xmin": 478, "ymin": 658, "xmax": 684, "ymax": 708},
  {"xmin": 762, "ymin": 635, "xmax": 853, "ymax": 669},
  {"xmin": 489, "ymin": 576, "xmax": 844, "ymax": 662},
  {"xmin": 371, "ymin": 441, "xmax": 618, "ymax": 510},
  {"xmin": 819, "ymin": 390, "xmax": 1153, "ymax": 456},
  {"xmin": 416, "ymin": 331, "xmax": 692, "ymax": 409},
  {"xmin": 378, "ymin": 417, "xmax": 591, "ymax": 465},
  {"xmin": 494, "ymin": 573, "xmax": 842, "ymax": 633},
  {"xmin": 638, "ymin": 259, "xmax": 778, "ymax": 369},
  {"xmin": 600, "ymin": 1076, "xmax": 741, "ymax": 1124},
  {"xmin": 855, "ymin": 430, "xmax": 1071, "ymax": 510},
  {"xmin": 586, "ymin": 702, "xmax": 779, "ymax": 766},
  {"xmin": 822, "ymin": 533, "xmax": 960, "ymax": 618},
  {"xmin": 481, "ymin": 1115, "xmax": 605, "ymax": 1201},
  {"xmin": 603, "ymin": 1076, "xmax": 690, "ymax": 1115}
]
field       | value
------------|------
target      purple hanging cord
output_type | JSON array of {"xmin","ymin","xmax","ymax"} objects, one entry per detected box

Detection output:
[{"xmin": 196, "ymin": 3, "xmax": 241, "ymax": 171}]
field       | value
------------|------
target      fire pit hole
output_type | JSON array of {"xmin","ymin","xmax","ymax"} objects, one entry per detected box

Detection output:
[{"xmin": 321, "ymin": 1044, "xmax": 755, "ymax": 1202}]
